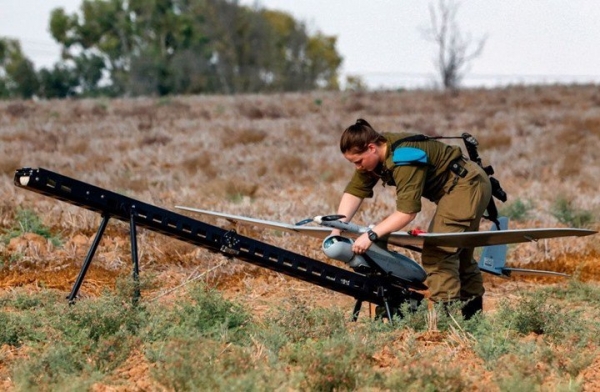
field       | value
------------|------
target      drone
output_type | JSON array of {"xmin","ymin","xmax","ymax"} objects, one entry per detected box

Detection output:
[{"xmin": 176, "ymin": 207, "xmax": 596, "ymax": 291}]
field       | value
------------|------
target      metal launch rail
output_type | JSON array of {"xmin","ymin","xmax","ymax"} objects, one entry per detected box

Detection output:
[{"xmin": 13, "ymin": 167, "xmax": 422, "ymax": 320}]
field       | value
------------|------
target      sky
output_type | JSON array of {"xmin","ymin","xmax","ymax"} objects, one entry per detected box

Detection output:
[{"xmin": 1, "ymin": 0, "xmax": 599, "ymax": 89}]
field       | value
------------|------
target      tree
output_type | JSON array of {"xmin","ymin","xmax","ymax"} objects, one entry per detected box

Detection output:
[
  {"xmin": 37, "ymin": 65, "xmax": 79, "ymax": 99},
  {"xmin": 422, "ymin": 0, "xmax": 487, "ymax": 91},
  {"xmin": 50, "ymin": 0, "xmax": 135, "ymax": 95},
  {"xmin": 262, "ymin": 10, "xmax": 341, "ymax": 91},
  {"xmin": 306, "ymin": 33, "xmax": 342, "ymax": 90},
  {"xmin": 48, "ymin": 0, "xmax": 343, "ymax": 96},
  {"xmin": 0, "ymin": 38, "xmax": 39, "ymax": 99}
]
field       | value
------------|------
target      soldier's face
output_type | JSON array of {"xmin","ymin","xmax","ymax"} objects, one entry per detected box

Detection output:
[{"xmin": 344, "ymin": 144, "xmax": 379, "ymax": 172}]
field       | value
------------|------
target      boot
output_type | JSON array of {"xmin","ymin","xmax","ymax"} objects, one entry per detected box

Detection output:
[{"xmin": 461, "ymin": 296, "xmax": 483, "ymax": 320}]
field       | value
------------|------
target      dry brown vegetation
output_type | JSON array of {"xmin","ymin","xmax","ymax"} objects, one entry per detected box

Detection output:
[{"xmin": 1, "ymin": 85, "xmax": 600, "ymax": 390}]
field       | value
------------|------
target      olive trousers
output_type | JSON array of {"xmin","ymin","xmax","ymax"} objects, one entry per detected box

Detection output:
[{"xmin": 421, "ymin": 160, "xmax": 492, "ymax": 302}]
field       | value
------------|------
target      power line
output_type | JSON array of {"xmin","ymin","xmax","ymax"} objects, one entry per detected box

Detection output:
[
  {"xmin": 349, "ymin": 70, "xmax": 600, "ymax": 80},
  {"xmin": 346, "ymin": 70, "xmax": 600, "ymax": 89}
]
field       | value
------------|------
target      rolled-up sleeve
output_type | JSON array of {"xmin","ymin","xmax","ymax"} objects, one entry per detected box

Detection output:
[
  {"xmin": 343, "ymin": 171, "xmax": 379, "ymax": 199},
  {"xmin": 393, "ymin": 166, "xmax": 426, "ymax": 213}
]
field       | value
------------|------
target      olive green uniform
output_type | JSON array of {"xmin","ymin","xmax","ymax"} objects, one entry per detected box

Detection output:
[{"xmin": 344, "ymin": 133, "xmax": 492, "ymax": 302}]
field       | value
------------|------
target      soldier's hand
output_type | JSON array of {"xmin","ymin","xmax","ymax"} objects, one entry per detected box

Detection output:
[{"xmin": 352, "ymin": 233, "xmax": 372, "ymax": 254}]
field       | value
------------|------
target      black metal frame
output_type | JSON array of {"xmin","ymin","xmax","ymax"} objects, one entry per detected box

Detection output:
[{"xmin": 14, "ymin": 167, "xmax": 423, "ymax": 320}]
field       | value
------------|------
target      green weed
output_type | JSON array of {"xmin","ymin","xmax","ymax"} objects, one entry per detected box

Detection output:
[
  {"xmin": 170, "ymin": 283, "xmax": 250, "ymax": 340},
  {"xmin": 500, "ymin": 198, "xmax": 534, "ymax": 221},
  {"xmin": 150, "ymin": 337, "xmax": 281, "ymax": 391},
  {"xmin": 0, "ymin": 311, "xmax": 46, "ymax": 347},
  {"xmin": 282, "ymin": 335, "xmax": 368, "ymax": 391},
  {"xmin": 497, "ymin": 294, "xmax": 559, "ymax": 335},
  {"xmin": 543, "ymin": 278, "xmax": 600, "ymax": 305},
  {"xmin": 4, "ymin": 288, "xmax": 147, "ymax": 389},
  {"xmin": 551, "ymin": 196, "xmax": 594, "ymax": 228},
  {"xmin": 384, "ymin": 362, "xmax": 468, "ymax": 391},
  {"xmin": 264, "ymin": 297, "xmax": 348, "ymax": 344},
  {"xmin": 2, "ymin": 279, "xmax": 599, "ymax": 390},
  {"xmin": 2, "ymin": 208, "xmax": 62, "ymax": 246}
]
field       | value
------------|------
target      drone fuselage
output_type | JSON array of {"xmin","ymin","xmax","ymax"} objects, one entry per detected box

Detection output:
[{"xmin": 322, "ymin": 234, "xmax": 427, "ymax": 290}]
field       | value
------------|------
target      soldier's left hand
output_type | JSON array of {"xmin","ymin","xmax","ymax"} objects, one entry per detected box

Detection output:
[{"xmin": 352, "ymin": 233, "xmax": 372, "ymax": 254}]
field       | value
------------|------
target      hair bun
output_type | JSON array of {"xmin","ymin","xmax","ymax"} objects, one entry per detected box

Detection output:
[{"xmin": 356, "ymin": 118, "xmax": 371, "ymax": 127}]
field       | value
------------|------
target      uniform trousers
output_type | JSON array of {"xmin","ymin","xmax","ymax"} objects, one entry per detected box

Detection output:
[{"xmin": 421, "ymin": 159, "xmax": 492, "ymax": 302}]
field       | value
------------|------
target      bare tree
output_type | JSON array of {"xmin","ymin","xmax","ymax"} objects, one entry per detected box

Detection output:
[{"xmin": 422, "ymin": 0, "xmax": 487, "ymax": 91}]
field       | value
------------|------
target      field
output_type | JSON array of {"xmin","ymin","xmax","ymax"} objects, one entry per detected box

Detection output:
[{"xmin": 1, "ymin": 85, "xmax": 600, "ymax": 390}]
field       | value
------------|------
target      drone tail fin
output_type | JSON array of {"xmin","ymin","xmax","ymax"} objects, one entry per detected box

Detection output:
[
  {"xmin": 477, "ymin": 217, "xmax": 570, "ymax": 278},
  {"xmin": 478, "ymin": 217, "xmax": 509, "ymax": 277}
]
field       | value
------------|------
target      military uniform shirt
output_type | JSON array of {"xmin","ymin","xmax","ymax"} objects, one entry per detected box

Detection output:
[{"xmin": 343, "ymin": 132, "xmax": 463, "ymax": 213}]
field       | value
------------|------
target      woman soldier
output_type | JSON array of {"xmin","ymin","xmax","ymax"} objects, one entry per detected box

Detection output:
[{"xmin": 335, "ymin": 119, "xmax": 492, "ymax": 319}]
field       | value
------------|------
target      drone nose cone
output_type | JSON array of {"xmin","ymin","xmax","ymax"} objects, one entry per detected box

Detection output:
[
  {"xmin": 322, "ymin": 235, "xmax": 369, "ymax": 270},
  {"xmin": 322, "ymin": 235, "xmax": 354, "ymax": 261},
  {"xmin": 323, "ymin": 235, "xmax": 352, "ymax": 249}
]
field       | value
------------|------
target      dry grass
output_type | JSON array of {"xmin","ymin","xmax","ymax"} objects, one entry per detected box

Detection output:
[
  {"xmin": 1, "ymin": 85, "xmax": 600, "ymax": 390},
  {"xmin": 1, "ymin": 85, "xmax": 599, "ymax": 275}
]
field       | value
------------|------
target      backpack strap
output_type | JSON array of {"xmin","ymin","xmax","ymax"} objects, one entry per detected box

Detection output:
[{"xmin": 390, "ymin": 134, "xmax": 431, "ymax": 151}]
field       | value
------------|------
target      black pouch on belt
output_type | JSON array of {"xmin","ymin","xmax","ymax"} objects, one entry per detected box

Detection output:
[{"xmin": 449, "ymin": 158, "xmax": 468, "ymax": 178}]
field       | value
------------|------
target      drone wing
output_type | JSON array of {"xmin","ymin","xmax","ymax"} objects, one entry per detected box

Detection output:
[
  {"xmin": 399, "ymin": 227, "xmax": 596, "ymax": 249},
  {"xmin": 176, "ymin": 206, "xmax": 596, "ymax": 248},
  {"xmin": 175, "ymin": 206, "xmax": 332, "ymax": 239}
]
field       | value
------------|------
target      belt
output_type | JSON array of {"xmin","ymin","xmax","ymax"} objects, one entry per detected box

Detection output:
[{"xmin": 448, "ymin": 157, "xmax": 468, "ymax": 178}]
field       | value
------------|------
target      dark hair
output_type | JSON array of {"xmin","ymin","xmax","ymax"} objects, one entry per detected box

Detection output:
[{"xmin": 340, "ymin": 119, "xmax": 386, "ymax": 154}]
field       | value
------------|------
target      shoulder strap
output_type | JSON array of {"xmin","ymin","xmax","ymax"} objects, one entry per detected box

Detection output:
[{"xmin": 390, "ymin": 134, "xmax": 431, "ymax": 151}]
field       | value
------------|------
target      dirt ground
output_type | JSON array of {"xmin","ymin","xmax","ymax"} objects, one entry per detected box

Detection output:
[{"xmin": 1, "ymin": 229, "xmax": 600, "ymax": 391}]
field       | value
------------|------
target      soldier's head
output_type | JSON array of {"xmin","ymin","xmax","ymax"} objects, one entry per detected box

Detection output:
[
  {"xmin": 340, "ymin": 119, "xmax": 386, "ymax": 172},
  {"xmin": 340, "ymin": 119, "xmax": 386, "ymax": 154}
]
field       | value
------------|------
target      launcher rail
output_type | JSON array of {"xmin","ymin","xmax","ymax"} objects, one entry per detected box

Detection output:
[{"xmin": 14, "ymin": 167, "xmax": 422, "ymax": 320}]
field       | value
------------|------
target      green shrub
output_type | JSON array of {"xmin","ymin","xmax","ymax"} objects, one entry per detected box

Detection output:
[
  {"xmin": 5, "ymin": 288, "xmax": 149, "ymax": 389},
  {"xmin": 3, "ymin": 279, "xmax": 598, "ymax": 390},
  {"xmin": 385, "ymin": 362, "xmax": 467, "ymax": 391},
  {"xmin": 173, "ymin": 283, "xmax": 250, "ymax": 340},
  {"xmin": 551, "ymin": 197, "xmax": 594, "ymax": 228},
  {"xmin": 283, "ymin": 335, "xmax": 368, "ymax": 391},
  {"xmin": 264, "ymin": 297, "xmax": 348, "ymax": 344},
  {"xmin": 495, "ymin": 363, "xmax": 542, "ymax": 392},
  {"xmin": 149, "ymin": 337, "xmax": 281, "ymax": 391},
  {"xmin": 2, "ymin": 208, "xmax": 62, "ymax": 246},
  {"xmin": 0, "ymin": 312, "xmax": 46, "ymax": 347},
  {"xmin": 12, "ymin": 343, "xmax": 98, "ymax": 390},
  {"xmin": 498, "ymin": 294, "xmax": 559, "ymax": 335},
  {"xmin": 500, "ymin": 198, "xmax": 534, "ymax": 221},
  {"xmin": 543, "ymin": 279, "xmax": 600, "ymax": 307},
  {"xmin": 0, "ymin": 289, "xmax": 59, "ymax": 310},
  {"xmin": 469, "ymin": 316, "xmax": 520, "ymax": 364},
  {"xmin": 0, "ymin": 290, "xmax": 55, "ymax": 347}
]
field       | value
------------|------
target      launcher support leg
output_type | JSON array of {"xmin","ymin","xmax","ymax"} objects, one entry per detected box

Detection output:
[
  {"xmin": 130, "ymin": 207, "xmax": 140, "ymax": 304},
  {"xmin": 377, "ymin": 286, "xmax": 394, "ymax": 325},
  {"xmin": 351, "ymin": 300, "xmax": 362, "ymax": 322},
  {"xmin": 67, "ymin": 214, "xmax": 110, "ymax": 304},
  {"xmin": 383, "ymin": 299, "xmax": 394, "ymax": 325}
]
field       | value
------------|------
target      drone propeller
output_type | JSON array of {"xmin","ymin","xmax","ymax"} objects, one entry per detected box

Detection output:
[
  {"xmin": 294, "ymin": 218, "xmax": 314, "ymax": 226},
  {"xmin": 321, "ymin": 214, "xmax": 346, "ymax": 221},
  {"xmin": 295, "ymin": 214, "xmax": 346, "ymax": 226}
]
